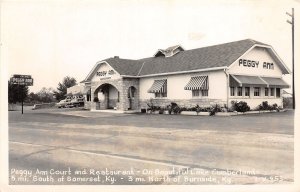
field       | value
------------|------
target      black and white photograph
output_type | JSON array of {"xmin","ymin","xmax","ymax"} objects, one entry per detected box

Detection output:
[{"xmin": 0, "ymin": 0, "xmax": 299, "ymax": 191}]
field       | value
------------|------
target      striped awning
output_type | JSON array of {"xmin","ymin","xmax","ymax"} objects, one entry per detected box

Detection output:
[
  {"xmin": 184, "ymin": 76, "xmax": 208, "ymax": 90},
  {"xmin": 230, "ymin": 75, "xmax": 267, "ymax": 87},
  {"xmin": 230, "ymin": 75, "xmax": 289, "ymax": 88},
  {"xmin": 148, "ymin": 79, "xmax": 167, "ymax": 93},
  {"xmin": 260, "ymin": 77, "xmax": 289, "ymax": 88}
]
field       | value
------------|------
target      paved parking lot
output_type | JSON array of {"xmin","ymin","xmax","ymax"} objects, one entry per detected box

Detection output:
[
  {"xmin": 10, "ymin": 107, "xmax": 294, "ymax": 134},
  {"xmin": 8, "ymin": 108, "xmax": 294, "ymax": 185}
]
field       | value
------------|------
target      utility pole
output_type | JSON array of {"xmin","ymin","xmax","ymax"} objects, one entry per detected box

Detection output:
[{"xmin": 286, "ymin": 8, "xmax": 295, "ymax": 109}]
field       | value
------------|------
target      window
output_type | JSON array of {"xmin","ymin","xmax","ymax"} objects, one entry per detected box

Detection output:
[
  {"xmin": 245, "ymin": 87, "xmax": 250, "ymax": 97},
  {"xmin": 201, "ymin": 90, "xmax": 208, "ymax": 97},
  {"xmin": 155, "ymin": 92, "xmax": 167, "ymax": 98},
  {"xmin": 87, "ymin": 94, "xmax": 91, "ymax": 101},
  {"xmin": 254, "ymin": 87, "xmax": 260, "ymax": 96},
  {"xmin": 265, "ymin": 88, "xmax": 269, "ymax": 96},
  {"xmin": 270, "ymin": 88, "xmax": 275, "ymax": 96},
  {"xmin": 128, "ymin": 87, "xmax": 135, "ymax": 98},
  {"xmin": 192, "ymin": 90, "xmax": 208, "ymax": 97},
  {"xmin": 230, "ymin": 87, "xmax": 235, "ymax": 96},
  {"xmin": 237, "ymin": 87, "xmax": 243, "ymax": 96},
  {"xmin": 276, "ymin": 88, "xmax": 281, "ymax": 98},
  {"xmin": 149, "ymin": 79, "xmax": 167, "ymax": 98},
  {"xmin": 192, "ymin": 90, "xmax": 200, "ymax": 97}
]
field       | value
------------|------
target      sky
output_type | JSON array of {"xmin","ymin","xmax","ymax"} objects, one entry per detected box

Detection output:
[{"xmin": 1, "ymin": 0, "xmax": 299, "ymax": 93}]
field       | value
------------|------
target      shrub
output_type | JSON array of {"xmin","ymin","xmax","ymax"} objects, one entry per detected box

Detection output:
[
  {"xmin": 147, "ymin": 101, "xmax": 161, "ymax": 112},
  {"xmin": 257, "ymin": 101, "xmax": 280, "ymax": 111},
  {"xmin": 147, "ymin": 106, "xmax": 160, "ymax": 112},
  {"xmin": 180, "ymin": 107, "xmax": 188, "ymax": 111},
  {"xmin": 258, "ymin": 101, "xmax": 270, "ymax": 110},
  {"xmin": 209, "ymin": 104, "xmax": 222, "ymax": 116},
  {"xmin": 195, "ymin": 105, "xmax": 201, "ymax": 114},
  {"xmin": 283, "ymin": 97, "xmax": 293, "ymax": 108},
  {"xmin": 167, "ymin": 102, "xmax": 182, "ymax": 114},
  {"xmin": 159, "ymin": 108, "xmax": 165, "ymax": 114},
  {"xmin": 271, "ymin": 103, "xmax": 281, "ymax": 111},
  {"xmin": 231, "ymin": 101, "xmax": 250, "ymax": 112}
]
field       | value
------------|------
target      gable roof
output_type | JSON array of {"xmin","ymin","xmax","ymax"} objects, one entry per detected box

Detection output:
[
  {"xmin": 139, "ymin": 39, "xmax": 259, "ymax": 76},
  {"xmin": 154, "ymin": 45, "xmax": 185, "ymax": 57},
  {"xmin": 104, "ymin": 57, "xmax": 144, "ymax": 76},
  {"xmin": 82, "ymin": 39, "xmax": 290, "ymax": 82}
]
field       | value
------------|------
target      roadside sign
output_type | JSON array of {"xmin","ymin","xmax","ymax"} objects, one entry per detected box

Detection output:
[
  {"xmin": 10, "ymin": 74, "xmax": 33, "ymax": 86},
  {"xmin": 9, "ymin": 74, "xmax": 34, "ymax": 114}
]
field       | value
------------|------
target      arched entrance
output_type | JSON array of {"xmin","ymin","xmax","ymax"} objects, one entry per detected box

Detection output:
[
  {"xmin": 94, "ymin": 83, "xmax": 119, "ymax": 110},
  {"xmin": 127, "ymin": 86, "xmax": 137, "ymax": 110}
]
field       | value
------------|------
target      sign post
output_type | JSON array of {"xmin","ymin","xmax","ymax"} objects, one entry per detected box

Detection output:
[{"xmin": 9, "ymin": 74, "xmax": 34, "ymax": 114}]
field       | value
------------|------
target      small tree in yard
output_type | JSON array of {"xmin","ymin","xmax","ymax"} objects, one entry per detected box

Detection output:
[
  {"xmin": 8, "ymin": 81, "xmax": 29, "ymax": 104},
  {"xmin": 53, "ymin": 76, "xmax": 77, "ymax": 101}
]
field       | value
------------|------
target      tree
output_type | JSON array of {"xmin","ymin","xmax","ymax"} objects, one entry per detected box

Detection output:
[
  {"xmin": 26, "ymin": 87, "xmax": 55, "ymax": 103},
  {"xmin": 37, "ymin": 87, "xmax": 55, "ymax": 103},
  {"xmin": 8, "ymin": 81, "xmax": 29, "ymax": 104},
  {"xmin": 26, "ymin": 92, "xmax": 39, "ymax": 103},
  {"xmin": 53, "ymin": 76, "xmax": 77, "ymax": 101}
]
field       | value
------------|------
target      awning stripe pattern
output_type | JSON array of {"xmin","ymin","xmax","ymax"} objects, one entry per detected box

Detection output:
[
  {"xmin": 260, "ymin": 77, "xmax": 290, "ymax": 88},
  {"xmin": 230, "ymin": 75, "xmax": 290, "ymax": 88},
  {"xmin": 230, "ymin": 75, "xmax": 267, "ymax": 86},
  {"xmin": 184, "ymin": 76, "xmax": 208, "ymax": 90},
  {"xmin": 148, "ymin": 79, "xmax": 167, "ymax": 93}
]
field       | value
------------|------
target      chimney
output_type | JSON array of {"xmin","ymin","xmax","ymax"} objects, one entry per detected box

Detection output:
[{"xmin": 114, "ymin": 56, "xmax": 119, "ymax": 59}]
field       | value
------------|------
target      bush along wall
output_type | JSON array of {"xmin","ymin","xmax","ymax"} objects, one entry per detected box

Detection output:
[
  {"xmin": 257, "ymin": 101, "xmax": 281, "ymax": 112},
  {"xmin": 145, "ymin": 100, "xmax": 284, "ymax": 116},
  {"xmin": 230, "ymin": 101, "xmax": 250, "ymax": 113}
]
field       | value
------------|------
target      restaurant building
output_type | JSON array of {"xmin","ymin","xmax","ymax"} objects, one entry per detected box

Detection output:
[{"xmin": 80, "ymin": 39, "xmax": 290, "ymax": 112}]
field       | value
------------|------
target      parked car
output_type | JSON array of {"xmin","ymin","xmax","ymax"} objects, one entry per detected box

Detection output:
[
  {"xmin": 70, "ymin": 95, "xmax": 85, "ymax": 107},
  {"xmin": 56, "ymin": 99, "xmax": 71, "ymax": 108}
]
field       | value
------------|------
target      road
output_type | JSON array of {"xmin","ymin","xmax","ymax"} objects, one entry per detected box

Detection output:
[{"xmin": 8, "ymin": 108, "xmax": 294, "ymax": 185}]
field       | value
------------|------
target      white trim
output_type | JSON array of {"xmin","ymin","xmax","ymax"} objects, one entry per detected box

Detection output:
[
  {"xmin": 228, "ymin": 45, "xmax": 256, "ymax": 70},
  {"xmin": 153, "ymin": 49, "xmax": 164, "ymax": 57},
  {"xmin": 83, "ymin": 60, "xmax": 121, "ymax": 82},
  {"xmin": 267, "ymin": 47, "xmax": 291, "ymax": 73},
  {"xmin": 230, "ymin": 74, "xmax": 242, "ymax": 86},
  {"xmin": 228, "ymin": 45, "xmax": 290, "ymax": 74},
  {"xmin": 82, "ymin": 61, "xmax": 104, "ymax": 82},
  {"xmin": 229, "ymin": 72, "xmax": 282, "ymax": 78},
  {"xmin": 120, "ymin": 75, "xmax": 139, "ymax": 78},
  {"xmin": 259, "ymin": 76, "xmax": 269, "ymax": 87},
  {"xmin": 121, "ymin": 66, "xmax": 227, "ymax": 78}
]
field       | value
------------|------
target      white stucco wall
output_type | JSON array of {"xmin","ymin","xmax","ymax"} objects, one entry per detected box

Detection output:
[
  {"xmin": 139, "ymin": 70, "xmax": 227, "ymax": 100},
  {"xmin": 228, "ymin": 46, "xmax": 283, "ymax": 77},
  {"xmin": 227, "ymin": 46, "xmax": 286, "ymax": 108},
  {"xmin": 91, "ymin": 62, "xmax": 121, "ymax": 82},
  {"xmin": 229, "ymin": 87, "xmax": 283, "ymax": 108}
]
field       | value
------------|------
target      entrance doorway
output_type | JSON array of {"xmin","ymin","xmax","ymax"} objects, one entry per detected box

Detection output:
[
  {"xmin": 94, "ymin": 83, "xmax": 119, "ymax": 110},
  {"xmin": 128, "ymin": 86, "xmax": 137, "ymax": 110}
]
